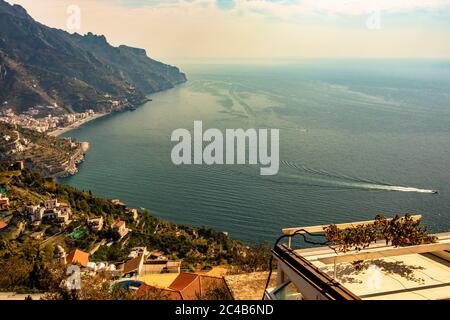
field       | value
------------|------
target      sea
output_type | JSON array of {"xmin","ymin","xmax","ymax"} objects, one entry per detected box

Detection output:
[{"xmin": 61, "ymin": 60, "xmax": 450, "ymax": 243}]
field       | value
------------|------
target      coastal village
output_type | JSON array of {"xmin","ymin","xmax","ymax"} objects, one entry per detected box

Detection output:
[{"xmin": 0, "ymin": 108, "xmax": 98, "ymax": 135}]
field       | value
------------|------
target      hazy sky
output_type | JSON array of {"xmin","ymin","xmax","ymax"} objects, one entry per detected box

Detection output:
[{"xmin": 7, "ymin": 0, "xmax": 450, "ymax": 63}]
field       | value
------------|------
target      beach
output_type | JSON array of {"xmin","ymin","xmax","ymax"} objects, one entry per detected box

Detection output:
[{"xmin": 48, "ymin": 113, "xmax": 108, "ymax": 137}]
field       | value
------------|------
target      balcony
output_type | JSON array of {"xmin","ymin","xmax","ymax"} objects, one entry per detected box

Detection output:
[{"xmin": 265, "ymin": 215, "xmax": 450, "ymax": 300}]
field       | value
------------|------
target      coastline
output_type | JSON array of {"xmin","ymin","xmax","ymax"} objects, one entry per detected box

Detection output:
[{"xmin": 48, "ymin": 113, "xmax": 109, "ymax": 137}]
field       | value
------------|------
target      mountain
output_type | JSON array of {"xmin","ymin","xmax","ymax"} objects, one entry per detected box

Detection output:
[{"xmin": 0, "ymin": 0, "xmax": 186, "ymax": 116}]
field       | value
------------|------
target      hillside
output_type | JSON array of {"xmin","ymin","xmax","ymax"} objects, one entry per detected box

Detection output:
[
  {"xmin": 0, "ymin": 0, "xmax": 186, "ymax": 116},
  {"xmin": 0, "ymin": 163, "xmax": 270, "ymax": 294}
]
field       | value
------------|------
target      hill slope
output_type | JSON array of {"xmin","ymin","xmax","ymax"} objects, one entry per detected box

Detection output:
[{"xmin": 0, "ymin": 122, "xmax": 87, "ymax": 177}]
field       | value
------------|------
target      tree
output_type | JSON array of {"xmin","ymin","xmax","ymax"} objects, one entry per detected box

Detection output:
[{"xmin": 324, "ymin": 214, "xmax": 437, "ymax": 254}]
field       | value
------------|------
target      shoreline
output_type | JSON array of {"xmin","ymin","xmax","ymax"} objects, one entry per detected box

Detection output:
[{"xmin": 48, "ymin": 113, "xmax": 109, "ymax": 137}]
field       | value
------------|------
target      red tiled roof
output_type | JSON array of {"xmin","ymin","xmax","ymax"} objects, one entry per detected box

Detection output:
[
  {"xmin": 168, "ymin": 274, "xmax": 228, "ymax": 300},
  {"xmin": 169, "ymin": 273, "xmax": 202, "ymax": 300},
  {"xmin": 135, "ymin": 284, "xmax": 182, "ymax": 300},
  {"xmin": 66, "ymin": 249, "xmax": 90, "ymax": 268},
  {"xmin": 169, "ymin": 273, "xmax": 199, "ymax": 292},
  {"xmin": 135, "ymin": 274, "xmax": 229, "ymax": 300},
  {"xmin": 123, "ymin": 254, "xmax": 144, "ymax": 274},
  {"xmin": 0, "ymin": 220, "xmax": 7, "ymax": 230},
  {"xmin": 113, "ymin": 221, "xmax": 125, "ymax": 228}
]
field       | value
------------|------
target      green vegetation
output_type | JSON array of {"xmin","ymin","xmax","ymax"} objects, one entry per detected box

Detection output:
[
  {"xmin": 324, "ymin": 214, "xmax": 438, "ymax": 253},
  {"xmin": 0, "ymin": 240, "xmax": 64, "ymax": 293}
]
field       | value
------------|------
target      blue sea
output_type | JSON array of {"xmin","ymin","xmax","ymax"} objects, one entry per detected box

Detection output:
[{"xmin": 61, "ymin": 60, "xmax": 450, "ymax": 243}]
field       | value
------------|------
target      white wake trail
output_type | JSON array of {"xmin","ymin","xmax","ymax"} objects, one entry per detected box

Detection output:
[
  {"xmin": 360, "ymin": 184, "xmax": 436, "ymax": 194},
  {"xmin": 281, "ymin": 161, "xmax": 438, "ymax": 194}
]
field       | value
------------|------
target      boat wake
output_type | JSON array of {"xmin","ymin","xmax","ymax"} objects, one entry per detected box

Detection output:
[
  {"xmin": 360, "ymin": 184, "xmax": 436, "ymax": 194},
  {"xmin": 281, "ymin": 161, "xmax": 437, "ymax": 194}
]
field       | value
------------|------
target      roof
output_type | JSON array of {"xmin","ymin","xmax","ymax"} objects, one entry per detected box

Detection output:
[
  {"xmin": 138, "ymin": 273, "xmax": 180, "ymax": 289},
  {"xmin": 169, "ymin": 273, "xmax": 227, "ymax": 300},
  {"xmin": 0, "ymin": 220, "xmax": 7, "ymax": 230},
  {"xmin": 169, "ymin": 273, "xmax": 198, "ymax": 292},
  {"xmin": 135, "ymin": 273, "xmax": 229, "ymax": 300},
  {"xmin": 113, "ymin": 220, "xmax": 125, "ymax": 228},
  {"xmin": 123, "ymin": 254, "xmax": 144, "ymax": 274},
  {"xmin": 150, "ymin": 250, "xmax": 164, "ymax": 257},
  {"xmin": 66, "ymin": 249, "xmax": 90, "ymax": 268},
  {"xmin": 135, "ymin": 284, "xmax": 182, "ymax": 300},
  {"xmin": 111, "ymin": 199, "xmax": 126, "ymax": 206}
]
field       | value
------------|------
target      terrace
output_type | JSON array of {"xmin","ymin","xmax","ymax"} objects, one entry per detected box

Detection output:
[{"xmin": 265, "ymin": 215, "xmax": 450, "ymax": 300}]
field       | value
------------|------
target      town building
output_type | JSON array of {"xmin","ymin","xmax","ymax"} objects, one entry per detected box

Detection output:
[
  {"xmin": 149, "ymin": 250, "xmax": 166, "ymax": 261},
  {"xmin": 58, "ymin": 202, "xmax": 71, "ymax": 214},
  {"xmin": 88, "ymin": 216, "xmax": 104, "ymax": 232},
  {"xmin": 0, "ymin": 194, "xmax": 9, "ymax": 211},
  {"xmin": 120, "ymin": 254, "xmax": 145, "ymax": 278},
  {"xmin": 166, "ymin": 261, "xmax": 181, "ymax": 274},
  {"xmin": 112, "ymin": 220, "xmax": 129, "ymax": 238},
  {"xmin": 44, "ymin": 199, "xmax": 60, "ymax": 210},
  {"xmin": 86, "ymin": 261, "xmax": 117, "ymax": 272},
  {"xmin": 128, "ymin": 247, "xmax": 148, "ymax": 259},
  {"xmin": 135, "ymin": 273, "xmax": 227, "ymax": 300},
  {"xmin": 43, "ymin": 209, "xmax": 70, "ymax": 226},
  {"xmin": 139, "ymin": 260, "xmax": 181, "ymax": 275},
  {"xmin": 21, "ymin": 201, "xmax": 73, "ymax": 226},
  {"xmin": 128, "ymin": 208, "xmax": 138, "ymax": 221},
  {"xmin": 23, "ymin": 205, "xmax": 46, "ymax": 223},
  {"xmin": 111, "ymin": 199, "xmax": 126, "ymax": 207},
  {"xmin": 66, "ymin": 249, "xmax": 90, "ymax": 268}
]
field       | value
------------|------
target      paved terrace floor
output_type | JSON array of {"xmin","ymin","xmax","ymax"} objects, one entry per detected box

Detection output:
[{"xmin": 296, "ymin": 233, "xmax": 450, "ymax": 300}]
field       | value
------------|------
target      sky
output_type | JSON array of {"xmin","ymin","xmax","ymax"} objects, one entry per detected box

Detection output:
[{"xmin": 7, "ymin": 0, "xmax": 450, "ymax": 63}]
